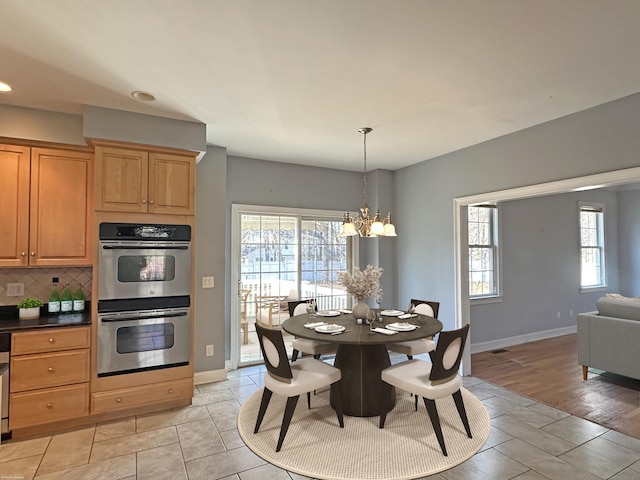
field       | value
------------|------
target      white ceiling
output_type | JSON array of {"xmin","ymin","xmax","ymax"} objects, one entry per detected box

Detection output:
[{"xmin": 2, "ymin": 0, "xmax": 640, "ymax": 171}]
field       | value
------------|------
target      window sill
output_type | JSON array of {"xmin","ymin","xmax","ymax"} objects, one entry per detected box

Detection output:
[
  {"xmin": 470, "ymin": 295, "xmax": 503, "ymax": 306},
  {"xmin": 580, "ymin": 285, "xmax": 607, "ymax": 294}
]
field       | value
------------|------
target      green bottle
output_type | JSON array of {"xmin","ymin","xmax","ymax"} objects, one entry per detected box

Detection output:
[
  {"xmin": 61, "ymin": 284, "xmax": 73, "ymax": 313},
  {"xmin": 73, "ymin": 284, "xmax": 85, "ymax": 313},
  {"xmin": 48, "ymin": 282, "xmax": 61, "ymax": 315}
]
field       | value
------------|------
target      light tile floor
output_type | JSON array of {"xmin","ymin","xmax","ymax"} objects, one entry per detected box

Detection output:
[{"xmin": 2, "ymin": 354, "xmax": 640, "ymax": 479}]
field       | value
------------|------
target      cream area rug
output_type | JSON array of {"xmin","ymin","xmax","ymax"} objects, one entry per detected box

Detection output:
[{"xmin": 237, "ymin": 387, "xmax": 490, "ymax": 480}]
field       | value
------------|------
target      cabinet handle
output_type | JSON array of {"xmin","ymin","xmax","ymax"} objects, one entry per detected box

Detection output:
[
  {"xmin": 21, "ymin": 252, "xmax": 26, "ymax": 257},
  {"xmin": 142, "ymin": 199, "xmax": 147, "ymax": 204},
  {"xmin": 47, "ymin": 403, "xmax": 53, "ymax": 408},
  {"xmin": 116, "ymin": 398, "xmax": 122, "ymax": 403},
  {"xmin": 49, "ymin": 338, "xmax": 55, "ymax": 344},
  {"xmin": 168, "ymin": 388, "xmax": 174, "ymax": 394},
  {"xmin": 149, "ymin": 199, "xmax": 155, "ymax": 204},
  {"xmin": 48, "ymin": 367, "xmax": 54, "ymax": 373},
  {"xmin": 30, "ymin": 251, "xmax": 35, "ymax": 256}
]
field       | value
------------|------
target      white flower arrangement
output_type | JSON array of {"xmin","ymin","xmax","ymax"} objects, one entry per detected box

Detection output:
[{"xmin": 337, "ymin": 265, "xmax": 383, "ymax": 303}]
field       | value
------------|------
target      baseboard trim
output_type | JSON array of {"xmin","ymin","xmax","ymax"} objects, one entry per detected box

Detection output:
[
  {"xmin": 470, "ymin": 325, "xmax": 577, "ymax": 354},
  {"xmin": 194, "ymin": 369, "xmax": 227, "ymax": 385}
]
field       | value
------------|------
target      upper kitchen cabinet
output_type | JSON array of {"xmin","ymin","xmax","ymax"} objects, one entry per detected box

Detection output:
[
  {"xmin": 95, "ymin": 144, "xmax": 196, "ymax": 215},
  {"xmin": 0, "ymin": 144, "xmax": 94, "ymax": 267}
]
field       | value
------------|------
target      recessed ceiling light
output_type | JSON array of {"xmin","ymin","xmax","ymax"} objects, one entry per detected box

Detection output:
[
  {"xmin": 131, "ymin": 91, "xmax": 155, "ymax": 102},
  {"xmin": 0, "ymin": 81, "xmax": 12, "ymax": 92}
]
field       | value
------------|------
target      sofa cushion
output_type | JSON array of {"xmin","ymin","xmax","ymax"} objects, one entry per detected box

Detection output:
[{"xmin": 596, "ymin": 297, "xmax": 640, "ymax": 321}]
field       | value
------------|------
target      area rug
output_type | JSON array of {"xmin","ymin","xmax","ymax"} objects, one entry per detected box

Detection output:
[{"xmin": 237, "ymin": 387, "xmax": 490, "ymax": 480}]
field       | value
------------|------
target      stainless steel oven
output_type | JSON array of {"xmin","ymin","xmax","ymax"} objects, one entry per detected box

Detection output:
[
  {"xmin": 98, "ymin": 223, "xmax": 191, "ymax": 301},
  {"xmin": 97, "ymin": 297, "xmax": 191, "ymax": 377}
]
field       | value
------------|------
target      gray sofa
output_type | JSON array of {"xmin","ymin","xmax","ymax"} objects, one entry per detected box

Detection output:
[{"xmin": 578, "ymin": 296, "xmax": 640, "ymax": 381}]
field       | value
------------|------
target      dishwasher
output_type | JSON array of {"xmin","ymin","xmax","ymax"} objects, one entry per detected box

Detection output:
[{"xmin": 0, "ymin": 331, "xmax": 9, "ymax": 440}]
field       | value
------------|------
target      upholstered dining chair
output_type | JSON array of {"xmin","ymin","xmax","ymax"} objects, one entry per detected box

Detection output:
[
  {"xmin": 288, "ymin": 300, "xmax": 337, "ymax": 362},
  {"xmin": 379, "ymin": 324, "xmax": 471, "ymax": 457},
  {"xmin": 254, "ymin": 322, "xmax": 344, "ymax": 452},
  {"xmin": 387, "ymin": 299, "xmax": 440, "ymax": 360}
]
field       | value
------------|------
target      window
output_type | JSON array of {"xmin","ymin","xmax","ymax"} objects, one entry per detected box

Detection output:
[
  {"xmin": 468, "ymin": 204, "xmax": 499, "ymax": 298},
  {"xmin": 580, "ymin": 202, "xmax": 605, "ymax": 288}
]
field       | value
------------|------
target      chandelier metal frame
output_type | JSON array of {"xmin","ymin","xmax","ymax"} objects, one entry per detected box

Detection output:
[{"xmin": 339, "ymin": 127, "xmax": 397, "ymax": 238}]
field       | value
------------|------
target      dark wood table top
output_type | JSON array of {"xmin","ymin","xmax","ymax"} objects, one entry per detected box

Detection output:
[{"xmin": 282, "ymin": 311, "xmax": 443, "ymax": 345}]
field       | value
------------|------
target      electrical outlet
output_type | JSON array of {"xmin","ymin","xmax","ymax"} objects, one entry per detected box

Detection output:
[
  {"xmin": 202, "ymin": 276, "xmax": 215, "ymax": 288},
  {"xmin": 206, "ymin": 344, "xmax": 214, "ymax": 356},
  {"xmin": 7, "ymin": 283, "xmax": 24, "ymax": 296}
]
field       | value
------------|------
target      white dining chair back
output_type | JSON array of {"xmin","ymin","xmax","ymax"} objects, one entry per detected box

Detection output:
[
  {"xmin": 387, "ymin": 299, "xmax": 440, "ymax": 360},
  {"xmin": 414, "ymin": 302, "xmax": 434, "ymax": 316},
  {"xmin": 288, "ymin": 299, "xmax": 337, "ymax": 362},
  {"xmin": 292, "ymin": 302, "xmax": 308, "ymax": 316},
  {"xmin": 379, "ymin": 324, "xmax": 472, "ymax": 457},
  {"xmin": 254, "ymin": 322, "xmax": 344, "ymax": 452}
]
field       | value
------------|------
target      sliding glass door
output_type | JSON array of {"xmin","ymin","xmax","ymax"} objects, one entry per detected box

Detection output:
[{"xmin": 231, "ymin": 206, "xmax": 355, "ymax": 368}]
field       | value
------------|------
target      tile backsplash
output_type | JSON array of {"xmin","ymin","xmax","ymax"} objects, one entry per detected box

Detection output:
[{"xmin": 0, "ymin": 267, "xmax": 92, "ymax": 306}]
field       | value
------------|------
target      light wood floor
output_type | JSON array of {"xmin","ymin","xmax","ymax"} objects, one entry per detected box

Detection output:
[{"xmin": 471, "ymin": 333, "xmax": 640, "ymax": 439}]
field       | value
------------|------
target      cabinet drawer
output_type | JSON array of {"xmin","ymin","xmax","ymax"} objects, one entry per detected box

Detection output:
[
  {"xmin": 12, "ymin": 327, "xmax": 90, "ymax": 355},
  {"xmin": 10, "ymin": 383, "xmax": 89, "ymax": 429},
  {"xmin": 92, "ymin": 378, "xmax": 193, "ymax": 414},
  {"xmin": 11, "ymin": 349, "xmax": 89, "ymax": 392}
]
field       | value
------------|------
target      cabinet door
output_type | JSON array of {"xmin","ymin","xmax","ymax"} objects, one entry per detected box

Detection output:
[
  {"xmin": 29, "ymin": 148, "xmax": 94, "ymax": 266},
  {"xmin": 95, "ymin": 146, "xmax": 149, "ymax": 213},
  {"xmin": 148, "ymin": 152, "xmax": 196, "ymax": 215},
  {"xmin": 0, "ymin": 144, "xmax": 30, "ymax": 267}
]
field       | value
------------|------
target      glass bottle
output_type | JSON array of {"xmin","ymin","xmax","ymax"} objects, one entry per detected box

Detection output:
[
  {"xmin": 60, "ymin": 284, "xmax": 73, "ymax": 313},
  {"xmin": 48, "ymin": 281, "xmax": 61, "ymax": 315},
  {"xmin": 73, "ymin": 284, "xmax": 85, "ymax": 313}
]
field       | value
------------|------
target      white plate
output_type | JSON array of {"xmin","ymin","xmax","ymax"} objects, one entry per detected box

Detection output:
[
  {"xmin": 386, "ymin": 322, "xmax": 417, "ymax": 332},
  {"xmin": 381, "ymin": 309, "xmax": 404, "ymax": 317},
  {"xmin": 316, "ymin": 310, "xmax": 341, "ymax": 317},
  {"xmin": 315, "ymin": 324, "xmax": 345, "ymax": 334}
]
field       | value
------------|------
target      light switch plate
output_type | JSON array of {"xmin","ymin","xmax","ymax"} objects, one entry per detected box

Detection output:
[
  {"xmin": 202, "ymin": 276, "xmax": 215, "ymax": 288},
  {"xmin": 7, "ymin": 283, "xmax": 24, "ymax": 296}
]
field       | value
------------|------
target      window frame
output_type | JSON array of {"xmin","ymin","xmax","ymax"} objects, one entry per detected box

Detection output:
[
  {"xmin": 579, "ymin": 201, "xmax": 606, "ymax": 292},
  {"xmin": 468, "ymin": 204, "xmax": 502, "ymax": 303}
]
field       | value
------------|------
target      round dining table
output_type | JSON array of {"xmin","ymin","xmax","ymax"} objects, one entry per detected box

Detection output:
[{"xmin": 282, "ymin": 310, "xmax": 443, "ymax": 417}]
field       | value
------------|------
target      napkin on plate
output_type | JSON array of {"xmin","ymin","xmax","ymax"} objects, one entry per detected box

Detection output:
[
  {"xmin": 372, "ymin": 327, "xmax": 398, "ymax": 335},
  {"xmin": 304, "ymin": 322, "xmax": 327, "ymax": 329},
  {"xmin": 397, "ymin": 313, "xmax": 417, "ymax": 319}
]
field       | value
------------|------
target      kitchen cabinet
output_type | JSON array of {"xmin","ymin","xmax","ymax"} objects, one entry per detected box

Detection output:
[
  {"xmin": 0, "ymin": 144, "xmax": 94, "ymax": 267},
  {"xmin": 91, "ymin": 377, "xmax": 193, "ymax": 414},
  {"xmin": 9, "ymin": 327, "xmax": 90, "ymax": 430},
  {"xmin": 95, "ymin": 144, "xmax": 196, "ymax": 215}
]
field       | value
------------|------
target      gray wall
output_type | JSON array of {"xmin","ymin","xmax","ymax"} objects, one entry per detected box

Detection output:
[
  {"xmin": 470, "ymin": 189, "xmax": 619, "ymax": 345},
  {"xmin": 618, "ymin": 189, "xmax": 640, "ymax": 296},
  {"xmin": 395, "ymin": 92, "xmax": 640, "ymax": 333},
  {"xmin": 224, "ymin": 156, "xmax": 399, "ymax": 358}
]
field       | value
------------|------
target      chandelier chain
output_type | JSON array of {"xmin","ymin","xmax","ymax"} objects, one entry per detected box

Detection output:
[{"xmin": 362, "ymin": 130, "xmax": 368, "ymax": 206}]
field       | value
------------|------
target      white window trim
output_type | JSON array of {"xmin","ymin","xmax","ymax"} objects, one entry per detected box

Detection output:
[
  {"xmin": 578, "ymin": 201, "xmax": 607, "ymax": 292},
  {"xmin": 469, "ymin": 204, "xmax": 502, "ymax": 304}
]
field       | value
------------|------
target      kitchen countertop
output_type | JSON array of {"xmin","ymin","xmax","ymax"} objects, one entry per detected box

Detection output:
[{"xmin": 0, "ymin": 303, "xmax": 91, "ymax": 333}]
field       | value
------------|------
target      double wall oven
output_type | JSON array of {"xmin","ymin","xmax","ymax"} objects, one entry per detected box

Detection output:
[{"xmin": 97, "ymin": 223, "xmax": 192, "ymax": 377}]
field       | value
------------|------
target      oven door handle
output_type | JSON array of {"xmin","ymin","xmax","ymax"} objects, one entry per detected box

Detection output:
[
  {"xmin": 101, "ymin": 245, "xmax": 189, "ymax": 250},
  {"xmin": 100, "ymin": 312, "xmax": 188, "ymax": 322}
]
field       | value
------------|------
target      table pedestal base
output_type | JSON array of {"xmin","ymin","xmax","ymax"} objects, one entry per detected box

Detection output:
[{"xmin": 330, "ymin": 343, "xmax": 395, "ymax": 417}]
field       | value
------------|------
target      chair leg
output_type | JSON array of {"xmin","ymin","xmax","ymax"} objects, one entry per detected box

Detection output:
[
  {"xmin": 414, "ymin": 394, "xmax": 419, "ymax": 411},
  {"xmin": 423, "ymin": 398, "xmax": 447, "ymax": 456},
  {"xmin": 330, "ymin": 381, "xmax": 345, "ymax": 428},
  {"xmin": 313, "ymin": 353, "xmax": 321, "ymax": 359},
  {"xmin": 276, "ymin": 395, "xmax": 300, "ymax": 452},
  {"xmin": 292, "ymin": 349, "xmax": 299, "ymax": 362},
  {"xmin": 307, "ymin": 391, "xmax": 311, "ymax": 409},
  {"xmin": 254, "ymin": 387, "xmax": 273, "ymax": 434},
  {"xmin": 452, "ymin": 390, "xmax": 472, "ymax": 438},
  {"xmin": 407, "ymin": 354, "xmax": 413, "ymax": 360},
  {"xmin": 379, "ymin": 382, "xmax": 392, "ymax": 428}
]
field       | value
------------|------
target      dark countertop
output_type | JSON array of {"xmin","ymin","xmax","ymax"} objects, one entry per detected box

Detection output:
[{"xmin": 0, "ymin": 303, "xmax": 91, "ymax": 333}]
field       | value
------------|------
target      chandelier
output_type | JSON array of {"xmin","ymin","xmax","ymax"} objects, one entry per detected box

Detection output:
[{"xmin": 339, "ymin": 128, "xmax": 397, "ymax": 237}]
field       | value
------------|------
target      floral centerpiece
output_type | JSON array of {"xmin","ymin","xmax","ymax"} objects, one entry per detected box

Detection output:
[{"xmin": 337, "ymin": 265, "xmax": 383, "ymax": 320}]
